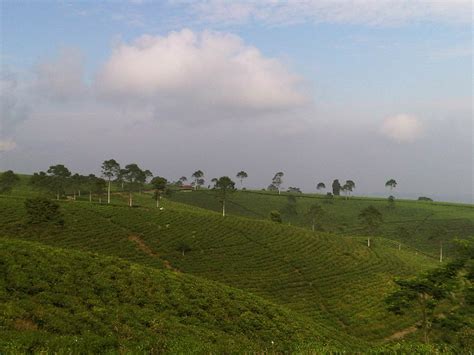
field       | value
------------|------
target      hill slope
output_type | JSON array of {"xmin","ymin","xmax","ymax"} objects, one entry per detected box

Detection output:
[
  {"xmin": 168, "ymin": 190, "xmax": 474, "ymax": 256},
  {"xmin": 0, "ymin": 195, "xmax": 436, "ymax": 343},
  {"xmin": 1, "ymin": 238, "xmax": 344, "ymax": 353}
]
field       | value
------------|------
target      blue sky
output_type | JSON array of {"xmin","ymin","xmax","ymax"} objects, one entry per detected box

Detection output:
[{"xmin": 1, "ymin": 1, "xmax": 472, "ymax": 202}]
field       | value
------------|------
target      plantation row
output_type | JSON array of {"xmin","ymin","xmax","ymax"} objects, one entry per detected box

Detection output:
[{"xmin": 0, "ymin": 195, "xmax": 436, "ymax": 342}]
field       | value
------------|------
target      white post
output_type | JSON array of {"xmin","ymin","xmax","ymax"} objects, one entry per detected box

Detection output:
[
  {"xmin": 222, "ymin": 200, "xmax": 226, "ymax": 217},
  {"xmin": 107, "ymin": 179, "xmax": 111, "ymax": 204},
  {"xmin": 367, "ymin": 237, "xmax": 371, "ymax": 248},
  {"xmin": 440, "ymin": 241, "xmax": 443, "ymax": 263}
]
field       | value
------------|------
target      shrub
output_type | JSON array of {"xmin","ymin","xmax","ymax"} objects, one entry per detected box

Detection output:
[
  {"xmin": 269, "ymin": 210, "xmax": 282, "ymax": 223},
  {"xmin": 24, "ymin": 197, "xmax": 64, "ymax": 226}
]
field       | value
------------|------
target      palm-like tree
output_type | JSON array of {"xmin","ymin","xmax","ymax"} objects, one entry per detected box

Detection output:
[
  {"xmin": 385, "ymin": 179, "xmax": 397, "ymax": 191},
  {"xmin": 236, "ymin": 171, "xmax": 248, "ymax": 189}
]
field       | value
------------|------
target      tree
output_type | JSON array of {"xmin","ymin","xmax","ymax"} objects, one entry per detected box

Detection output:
[
  {"xmin": 116, "ymin": 168, "xmax": 127, "ymax": 191},
  {"xmin": 151, "ymin": 176, "xmax": 167, "ymax": 208},
  {"xmin": 236, "ymin": 171, "xmax": 248, "ymax": 189},
  {"xmin": 281, "ymin": 195, "xmax": 298, "ymax": 217},
  {"xmin": 385, "ymin": 179, "xmax": 397, "ymax": 192},
  {"xmin": 332, "ymin": 179, "xmax": 341, "ymax": 196},
  {"xmin": 385, "ymin": 240, "xmax": 473, "ymax": 345},
  {"xmin": 101, "ymin": 159, "xmax": 121, "ymax": 204},
  {"xmin": 323, "ymin": 192, "xmax": 334, "ymax": 204},
  {"xmin": 0, "ymin": 170, "xmax": 20, "ymax": 194},
  {"xmin": 306, "ymin": 203, "xmax": 325, "ymax": 232},
  {"xmin": 287, "ymin": 187, "xmax": 302, "ymax": 193},
  {"xmin": 24, "ymin": 197, "xmax": 64, "ymax": 226},
  {"xmin": 176, "ymin": 241, "xmax": 191, "ymax": 256},
  {"xmin": 192, "ymin": 170, "xmax": 204, "ymax": 190},
  {"xmin": 316, "ymin": 182, "xmax": 326, "ymax": 191},
  {"xmin": 272, "ymin": 172, "xmax": 284, "ymax": 194},
  {"xmin": 210, "ymin": 178, "xmax": 218, "ymax": 189},
  {"xmin": 388, "ymin": 195, "xmax": 395, "ymax": 209},
  {"xmin": 177, "ymin": 176, "xmax": 187, "ymax": 187},
  {"xmin": 92, "ymin": 176, "xmax": 107, "ymax": 204},
  {"xmin": 47, "ymin": 164, "xmax": 71, "ymax": 200},
  {"xmin": 214, "ymin": 176, "xmax": 236, "ymax": 217},
  {"xmin": 267, "ymin": 184, "xmax": 278, "ymax": 192},
  {"xmin": 269, "ymin": 210, "xmax": 282, "ymax": 223},
  {"xmin": 123, "ymin": 164, "xmax": 146, "ymax": 207},
  {"xmin": 69, "ymin": 173, "xmax": 84, "ymax": 201},
  {"xmin": 358, "ymin": 205, "xmax": 383, "ymax": 247}
]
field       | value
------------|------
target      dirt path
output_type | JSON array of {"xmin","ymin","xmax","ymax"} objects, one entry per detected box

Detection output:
[
  {"xmin": 385, "ymin": 325, "xmax": 417, "ymax": 341},
  {"xmin": 128, "ymin": 235, "xmax": 179, "ymax": 272}
]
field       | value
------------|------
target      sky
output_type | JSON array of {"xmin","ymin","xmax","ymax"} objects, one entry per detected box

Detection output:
[{"xmin": 1, "ymin": 0, "xmax": 472, "ymax": 203}]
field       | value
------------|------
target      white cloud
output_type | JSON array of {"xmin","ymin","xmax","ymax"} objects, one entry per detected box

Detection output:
[
  {"xmin": 96, "ymin": 29, "xmax": 308, "ymax": 120},
  {"xmin": 380, "ymin": 114, "xmax": 423, "ymax": 142},
  {"xmin": 0, "ymin": 139, "xmax": 17, "ymax": 152},
  {"xmin": 189, "ymin": 0, "xmax": 472, "ymax": 27}
]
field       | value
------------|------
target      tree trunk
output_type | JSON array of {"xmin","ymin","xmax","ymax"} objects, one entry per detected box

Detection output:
[
  {"xmin": 156, "ymin": 194, "xmax": 160, "ymax": 208},
  {"xmin": 367, "ymin": 237, "xmax": 371, "ymax": 247},
  {"xmin": 222, "ymin": 200, "xmax": 226, "ymax": 217},
  {"xmin": 73, "ymin": 191, "xmax": 76, "ymax": 201},
  {"xmin": 99, "ymin": 197, "xmax": 102, "ymax": 204},
  {"xmin": 89, "ymin": 191, "xmax": 92, "ymax": 202},
  {"xmin": 107, "ymin": 179, "xmax": 111, "ymax": 204},
  {"xmin": 129, "ymin": 192, "xmax": 133, "ymax": 207},
  {"xmin": 78, "ymin": 190, "xmax": 81, "ymax": 197},
  {"xmin": 439, "ymin": 241, "xmax": 443, "ymax": 263},
  {"xmin": 312, "ymin": 218, "xmax": 315, "ymax": 232},
  {"xmin": 56, "ymin": 192, "xmax": 59, "ymax": 200}
]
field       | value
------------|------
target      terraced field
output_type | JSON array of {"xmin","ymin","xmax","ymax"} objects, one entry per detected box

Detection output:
[
  {"xmin": 168, "ymin": 189, "xmax": 474, "ymax": 256},
  {"xmin": 1, "ymin": 238, "xmax": 342, "ymax": 352},
  {"xmin": 0, "ymin": 194, "xmax": 436, "ymax": 344}
]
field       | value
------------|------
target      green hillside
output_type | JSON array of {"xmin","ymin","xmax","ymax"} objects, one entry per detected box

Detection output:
[
  {"xmin": 0, "ymin": 238, "xmax": 337, "ymax": 353},
  {"xmin": 0, "ymin": 194, "xmax": 436, "ymax": 345},
  {"xmin": 168, "ymin": 189, "xmax": 474, "ymax": 256}
]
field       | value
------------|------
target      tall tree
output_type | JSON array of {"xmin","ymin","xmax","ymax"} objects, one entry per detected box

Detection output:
[
  {"xmin": 342, "ymin": 180, "xmax": 355, "ymax": 199},
  {"xmin": 306, "ymin": 203, "xmax": 325, "ymax": 232},
  {"xmin": 385, "ymin": 179, "xmax": 397, "ymax": 192},
  {"xmin": 0, "ymin": 170, "xmax": 20, "ymax": 194},
  {"xmin": 47, "ymin": 164, "xmax": 71, "ymax": 200},
  {"xmin": 178, "ymin": 176, "xmax": 187, "ymax": 186},
  {"xmin": 385, "ymin": 239, "xmax": 473, "ymax": 345},
  {"xmin": 316, "ymin": 182, "xmax": 326, "ymax": 191},
  {"xmin": 332, "ymin": 179, "xmax": 341, "ymax": 196},
  {"xmin": 214, "ymin": 176, "xmax": 236, "ymax": 217},
  {"xmin": 236, "ymin": 171, "xmax": 248, "ymax": 189},
  {"xmin": 192, "ymin": 170, "xmax": 204, "ymax": 190},
  {"xmin": 123, "ymin": 164, "xmax": 146, "ymax": 207},
  {"xmin": 272, "ymin": 172, "xmax": 284, "ymax": 195},
  {"xmin": 358, "ymin": 205, "xmax": 383, "ymax": 247},
  {"xmin": 101, "ymin": 159, "xmax": 121, "ymax": 204},
  {"xmin": 151, "ymin": 176, "xmax": 167, "ymax": 208}
]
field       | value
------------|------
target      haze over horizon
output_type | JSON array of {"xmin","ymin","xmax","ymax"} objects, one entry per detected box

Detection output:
[{"xmin": 1, "ymin": 0, "xmax": 472, "ymax": 203}]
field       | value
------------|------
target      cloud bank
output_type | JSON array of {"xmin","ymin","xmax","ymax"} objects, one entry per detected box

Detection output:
[
  {"xmin": 380, "ymin": 114, "xmax": 423, "ymax": 142},
  {"xmin": 97, "ymin": 29, "xmax": 308, "ymax": 120}
]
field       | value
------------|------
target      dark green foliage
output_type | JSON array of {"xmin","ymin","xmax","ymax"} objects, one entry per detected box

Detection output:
[
  {"xmin": 419, "ymin": 196, "xmax": 433, "ymax": 202},
  {"xmin": 287, "ymin": 187, "xmax": 302, "ymax": 193},
  {"xmin": 359, "ymin": 205, "xmax": 383, "ymax": 234},
  {"xmin": 272, "ymin": 172, "xmax": 284, "ymax": 193},
  {"xmin": 269, "ymin": 210, "xmax": 282, "ymax": 223},
  {"xmin": 388, "ymin": 195, "xmax": 395, "ymax": 208},
  {"xmin": 316, "ymin": 182, "xmax": 326, "ymax": 191},
  {"xmin": 176, "ymin": 241, "xmax": 192, "ymax": 256},
  {"xmin": 324, "ymin": 192, "xmax": 334, "ymax": 204},
  {"xmin": 332, "ymin": 179, "xmax": 341, "ymax": 196},
  {"xmin": 281, "ymin": 195, "xmax": 298, "ymax": 216},
  {"xmin": 24, "ymin": 197, "xmax": 64, "ymax": 226},
  {"xmin": 192, "ymin": 170, "xmax": 204, "ymax": 189},
  {"xmin": 0, "ymin": 170, "xmax": 20, "ymax": 194},
  {"xmin": 306, "ymin": 203, "xmax": 325, "ymax": 231},
  {"xmin": 386, "ymin": 238, "xmax": 474, "ymax": 346}
]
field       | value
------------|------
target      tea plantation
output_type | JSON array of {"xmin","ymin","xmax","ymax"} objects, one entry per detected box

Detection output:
[{"xmin": 0, "ymin": 179, "xmax": 471, "ymax": 352}]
